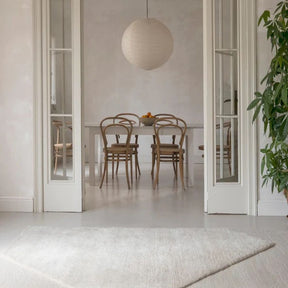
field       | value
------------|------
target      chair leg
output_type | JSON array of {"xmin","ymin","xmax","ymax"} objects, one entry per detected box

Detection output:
[
  {"xmin": 228, "ymin": 153, "xmax": 232, "ymax": 175},
  {"xmin": 116, "ymin": 155, "xmax": 120, "ymax": 175},
  {"xmin": 130, "ymin": 154, "xmax": 133, "ymax": 185},
  {"xmin": 172, "ymin": 154, "xmax": 177, "ymax": 177},
  {"xmin": 179, "ymin": 152, "xmax": 185, "ymax": 190},
  {"xmin": 151, "ymin": 150, "xmax": 155, "ymax": 177},
  {"xmin": 54, "ymin": 155, "xmax": 58, "ymax": 174},
  {"xmin": 153, "ymin": 154, "xmax": 160, "ymax": 189},
  {"xmin": 106, "ymin": 155, "xmax": 109, "ymax": 183},
  {"xmin": 100, "ymin": 154, "xmax": 108, "ymax": 189},
  {"xmin": 136, "ymin": 149, "xmax": 141, "ymax": 175},
  {"xmin": 174, "ymin": 155, "xmax": 178, "ymax": 179},
  {"xmin": 125, "ymin": 154, "xmax": 131, "ymax": 189},
  {"xmin": 112, "ymin": 154, "xmax": 114, "ymax": 179},
  {"xmin": 134, "ymin": 152, "xmax": 138, "ymax": 180}
]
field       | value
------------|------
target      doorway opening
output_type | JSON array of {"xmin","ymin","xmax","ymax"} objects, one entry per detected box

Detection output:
[
  {"xmin": 81, "ymin": 0, "xmax": 205, "ymax": 214},
  {"xmin": 38, "ymin": 0, "xmax": 256, "ymax": 216}
]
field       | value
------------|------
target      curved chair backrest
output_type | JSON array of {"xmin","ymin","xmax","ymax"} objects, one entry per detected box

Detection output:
[
  {"xmin": 115, "ymin": 113, "xmax": 140, "ymax": 127},
  {"xmin": 100, "ymin": 117, "xmax": 133, "ymax": 149},
  {"xmin": 115, "ymin": 113, "xmax": 140, "ymax": 144},
  {"xmin": 153, "ymin": 117, "xmax": 187, "ymax": 148},
  {"xmin": 154, "ymin": 113, "xmax": 178, "ymax": 124},
  {"xmin": 153, "ymin": 115, "xmax": 179, "ymax": 144},
  {"xmin": 216, "ymin": 121, "xmax": 232, "ymax": 148}
]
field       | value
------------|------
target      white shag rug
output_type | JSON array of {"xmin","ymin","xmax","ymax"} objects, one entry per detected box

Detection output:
[{"xmin": 0, "ymin": 227, "xmax": 274, "ymax": 288}]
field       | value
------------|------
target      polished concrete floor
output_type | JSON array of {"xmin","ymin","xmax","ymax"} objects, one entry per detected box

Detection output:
[{"xmin": 0, "ymin": 164, "xmax": 288, "ymax": 287}]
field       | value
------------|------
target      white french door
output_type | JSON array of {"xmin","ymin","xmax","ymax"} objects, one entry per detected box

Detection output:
[
  {"xmin": 204, "ymin": 0, "xmax": 257, "ymax": 214},
  {"xmin": 42, "ymin": 0, "xmax": 82, "ymax": 212}
]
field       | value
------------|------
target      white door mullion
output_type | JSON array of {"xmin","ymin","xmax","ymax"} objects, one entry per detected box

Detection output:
[
  {"xmin": 204, "ymin": 0, "xmax": 256, "ymax": 214},
  {"xmin": 230, "ymin": 0, "xmax": 236, "ymax": 176},
  {"xmin": 43, "ymin": 0, "xmax": 82, "ymax": 212},
  {"xmin": 218, "ymin": 0, "xmax": 224, "ymax": 179}
]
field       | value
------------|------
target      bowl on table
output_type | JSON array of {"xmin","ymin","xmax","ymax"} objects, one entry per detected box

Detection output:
[{"xmin": 140, "ymin": 117, "xmax": 156, "ymax": 126}]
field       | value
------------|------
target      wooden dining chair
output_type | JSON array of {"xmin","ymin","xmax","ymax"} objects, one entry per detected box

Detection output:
[
  {"xmin": 153, "ymin": 117, "xmax": 187, "ymax": 189},
  {"xmin": 52, "ymin": 120, "xmax": 73, "ymax": 174},
  {"xmin": 198, "ymin": 121, "xmax": 232, "ymax": 174},
  {"xmin": 112, "ymin": 113, "xmax": 141, "ymax": 179},
  {"xmin": 151, "ymin": 114, "xmax": 179, "ymax": 177},
  {"xmin": 100, "ymin": 117, "xmax": 133, "ymax": 189}
]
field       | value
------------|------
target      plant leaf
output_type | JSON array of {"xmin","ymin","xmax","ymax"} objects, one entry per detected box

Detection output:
[
  {"xmin": 247, "ymin": 98, "xmax": 261, "ymax": 110},
  {"xmin": 252, "ymin": 105, "xmax": 261, "ymax": 122},
  {"xmin": 281, "ymin": 117, "xmax": 288, "ymax": 140},
  {"xmin": 258, "ymin": 10, "xmax": 270, "ymax": 26},
  {"xmin": 281, "ymin": 86, "xmax": 288, "ymax": 105},
  {"xmin": 261, "ymin": 156, "xmax": 266, "ymax": 175}
]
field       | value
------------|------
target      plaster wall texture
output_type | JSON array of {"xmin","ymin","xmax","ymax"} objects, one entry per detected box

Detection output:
[
  {"xmin": 256, "ymin": 0, "xmax": 288, "ymax": 214},
  {"xmin": 82, "ymin": 0, "xmax": 204, "ymax": 162},
  {"xmin": 0, "ymin": 0, "xmax": 34, "ymax": 202}
]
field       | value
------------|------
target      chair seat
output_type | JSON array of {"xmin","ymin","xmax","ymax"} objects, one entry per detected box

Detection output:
[
  {"xmin": 199, "ymin": 145, "xmax": 230, "ymax": 151},
  {"xmin": 104, "ymin": 147, "xmax": 133, "ymax": 154},
  {"xmin": 111, "ymin": 143, "xmax": 139, "ymax": 148},
  {"xmin": 54, "ymin": 143, "xmax": 72, "ymax": 149},
  {"xmin": 157, "ymin": 147, "xmax": 185, "ymax": 155},
  {"xmin": 151, "ymin": 143, "xmax": 178, "ymax": 149}
]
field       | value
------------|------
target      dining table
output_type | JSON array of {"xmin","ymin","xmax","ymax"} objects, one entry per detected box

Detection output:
[{"xmin": 85, "ymin": 123, "xmax": 203, "ymax": 187}]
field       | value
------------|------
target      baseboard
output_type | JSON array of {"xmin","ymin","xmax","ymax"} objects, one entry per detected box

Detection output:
[
  {"xmin": 0, "ymin": 197, "xmax": 34, "ymax": 212},
  {"xmin": 258, "ymin": 200, "xmax": 288, "ymax": 216}
]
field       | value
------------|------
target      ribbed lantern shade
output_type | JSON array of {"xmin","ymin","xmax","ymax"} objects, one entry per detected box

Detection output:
[{"xmin": 121, "ymin": 18, "xmax": 173, "ymax": 70}]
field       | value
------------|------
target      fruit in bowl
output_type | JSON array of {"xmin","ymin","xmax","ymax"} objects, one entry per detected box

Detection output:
[{"xmin": 140, "ymin": 112, "xmax": 156, "ymax": 126}]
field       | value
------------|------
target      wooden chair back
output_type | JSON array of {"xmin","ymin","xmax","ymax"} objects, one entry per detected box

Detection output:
[
  {"xmin": 100, "ymin": 117, "xmax": 133, "ymax": 149},
  {"xmin": 115, "ymin": 113, "xmax": 140, "ymax": 144},
  {"xmin": 153, "ymin": 117, "xmax": 187, "ymax": 149},
  {"xmin": 115, "ymin": 113, "xmax": 140, "ymax": 126},
  {"xmin": 154, "ymin": 113, "xmax": 178, "ymax": 122},
  {"xmin": 216, "ymin": 121, "xmax": 232, "ymax": 149},
  {"xmin": 153, "ymin": 114, "xmax": 178, "ymax": 144}
]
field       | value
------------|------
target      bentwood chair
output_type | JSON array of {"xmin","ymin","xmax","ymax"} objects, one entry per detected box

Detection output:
[
  {"xmin": 112, "ymin": 113, "xmax": 141, "ymax": 179},
  {"xmin": 100, "ymin": 117, "xmax": 133, "ymax": 189},
  {"xmin": 151, "ymin": 114, "xmax": 179, "ymax": 177},
  {"xmin": 198, "ymin": 121, "xmax": 232, "ymax": 174},
  {"xmin": 52, "ymin": 120, "xmax": 73, "ymax": 173},
  {"xmin": 153, "ymin": 117, "xmax": 187, "ymax": 189}
]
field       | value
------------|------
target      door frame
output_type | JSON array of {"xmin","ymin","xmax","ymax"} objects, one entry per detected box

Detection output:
[
  {"xmin": 203, "ymin": 0, "xmax": 258, "ymax": 215},
  {"xmin": 33, "ymin": 0, "xmax": 84, "ymax": 212},
  {"xmin": 33, "ymin": 0, "xmax": 43, "ymax": 212},
  {"xmin": 33, "ymin": 0, "xmax": 258, "ymax": 214}
]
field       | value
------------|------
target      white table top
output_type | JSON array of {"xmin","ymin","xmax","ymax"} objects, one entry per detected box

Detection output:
[
  {"xmin": 85, "ymin": 123, "xmax": 203, "ymax": 135},
  {"xmin": 85, "ymin": 123, "xmax": 203, "ymax": 129}
]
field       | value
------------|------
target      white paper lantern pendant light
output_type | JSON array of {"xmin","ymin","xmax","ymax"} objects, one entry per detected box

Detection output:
[{"xmin": 121, "ymin": 0, "xmax": 173, "ymax": 70}]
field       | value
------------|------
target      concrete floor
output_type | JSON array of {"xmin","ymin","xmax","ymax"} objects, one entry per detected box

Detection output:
[{"xmin": 0, "ymin": 164, "xmax": 287, "ymax": 287}]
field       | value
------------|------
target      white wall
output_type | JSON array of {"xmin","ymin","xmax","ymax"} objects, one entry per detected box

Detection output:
[
  {"xmin": 257, "ymin": 0, "xmax": 288, "ymax": 216},
  {"xmin": 83, "ymin": 0, "xmax": 204, "ymax": 162},
  {"xmin": 0, "ymin": 0, "xmax": 34, "ymax": 211}
]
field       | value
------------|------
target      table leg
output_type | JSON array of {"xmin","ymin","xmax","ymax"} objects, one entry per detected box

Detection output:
[{"xmin": 89, "ymin": 129, "xmax": 96, "ymax": 186}]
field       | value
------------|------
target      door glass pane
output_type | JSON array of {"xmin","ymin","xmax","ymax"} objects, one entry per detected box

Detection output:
[
  {"xmin": 50, "ymin": 51, "xmax": 72, "ymax": 114},
  {"xmin": 50, "ymin": 0, "xmax": 72, "ymax": 49},
  {"xmin": 51, "ymin": 117, "xmax": 73, "ymax": 180},
  {"xmin": 215, "ymin": 0, "xmax": 237, "ymax": 49},
  {"xmin": 215, "ymin": 118, "xmax": 238, "ymax": 182},
  {"xmin": 215, "ymin": 51, "xmax": 238, "ymax": 115}
]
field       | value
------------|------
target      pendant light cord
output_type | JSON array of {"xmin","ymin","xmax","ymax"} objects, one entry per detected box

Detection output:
[{"xmin": 146, "ymin": 0, "xmax": 149, "ymax": 18}]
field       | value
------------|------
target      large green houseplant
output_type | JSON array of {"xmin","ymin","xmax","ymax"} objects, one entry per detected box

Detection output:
[{"xmin": 248, "ymin": 1, "xmax": 288, "ymax": 201}]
